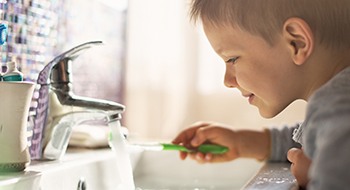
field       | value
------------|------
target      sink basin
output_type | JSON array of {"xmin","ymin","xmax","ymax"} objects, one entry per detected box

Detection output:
[
  {"xmin": 0, "ymin": 146, "xmax": 262, "ymax": 190},
  {"xmin": 133, "ymin": 150, "xmax": 262, "ymax": 190},
  {"xmin": 0, "ymin": 148, "xmax": 141, "ymax": 190},
  {"xmin": 32, "ymin": 148, "xmax": 121, "ymax": 190},
  {"xmin": 0, "ymin": 171, "xmax": 41, "ymax": 190}
]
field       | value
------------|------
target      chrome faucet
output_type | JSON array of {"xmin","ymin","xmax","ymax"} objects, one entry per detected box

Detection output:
[{"xmin": 30, "ymin": 41, "xmax": 125, "ymax": 160}]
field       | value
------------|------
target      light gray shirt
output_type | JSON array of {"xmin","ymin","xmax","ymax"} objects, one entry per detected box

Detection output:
[{"xmin": 269, "ymin": 66, "xmax": 350, "ymax": 190}]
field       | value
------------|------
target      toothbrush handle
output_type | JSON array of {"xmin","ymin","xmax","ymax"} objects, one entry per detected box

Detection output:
[
  {"xmin": 161, "ymin": 143, "xmax": 228, "ymax": 154},
  {"xmin": 198, "ymin": 144, "xmax": 228, "ymax": 154},
  {"xmin": 162, "ymin": 143, "xmax": 189, "ymax": 152}
]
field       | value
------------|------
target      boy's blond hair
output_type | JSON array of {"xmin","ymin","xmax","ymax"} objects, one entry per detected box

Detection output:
[{"xmin": 190, "ymin": 0, "xmax": 350, "ymax": 49}]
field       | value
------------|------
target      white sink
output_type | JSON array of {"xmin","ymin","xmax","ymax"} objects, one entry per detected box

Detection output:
[
  {"xmin": 0, "ymin": 171, "xmax": 41, "ymax": 190},
  {"xmin": 133, "ymin": 151, "xmax": 262, "ymax": 190},
  {"xmin": 0, "ymin": 147, "xmax": 262, "ymax": 190},
  {"xmin": 0, "ymin": 148, "xmax": 140, "ymax": 190}
]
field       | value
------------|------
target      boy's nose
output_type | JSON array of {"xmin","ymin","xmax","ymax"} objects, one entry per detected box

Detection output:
[{"xmin": 224, "ymin": 68, "xmax": 238, "ymax": 88}]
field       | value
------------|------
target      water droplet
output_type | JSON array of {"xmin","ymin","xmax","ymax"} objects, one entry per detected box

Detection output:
[{"xmin": 257, "ymin": 181, "xmax": 265, "ymax": 185}]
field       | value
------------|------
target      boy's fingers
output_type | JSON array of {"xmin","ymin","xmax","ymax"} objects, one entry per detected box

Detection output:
[
  {"xmin": 191, "ymin": 126, "xmax": 223, "ymax": 146},
  {"xmin": 204, "ymin": 153, "xmax": 213, "ymax": 161},
  {"xmin": 172, "ymin": 125, "xmax": 205, "ymax": 145},
  {"xmin": 287, "ymin": 148, "xmax": 297, "ymax": 162},
  {"xmin": 172, "ymin": 129, "xmax": 195, "ymax": 144},
  {"xmin": 179, "ymin": 151, "xmax": 188, "ymax": 160},
  {"xmin": 192, "ymin": 152, "xmax": 207, "ymax": 164},
  {"xmin": 287, "ymin": 148, "xmax": 302, "ymax": 163}
]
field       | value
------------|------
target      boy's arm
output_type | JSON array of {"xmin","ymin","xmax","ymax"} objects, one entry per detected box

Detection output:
[
  {"xmin": 220, "ymin": 124, "xmax": 302, "ymax": 161},
  {"xmin": 173, "ymin": 122, "xmax": 300, "ymax": 162},
  {"xmin": 233, "ymin": 129, "xmax": 271, "ymax": 161}
]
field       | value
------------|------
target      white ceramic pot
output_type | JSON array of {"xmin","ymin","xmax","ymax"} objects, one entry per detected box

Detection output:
[{"xmin": 0, "ymin": 82, "xmax": 35, "ymax": 172}]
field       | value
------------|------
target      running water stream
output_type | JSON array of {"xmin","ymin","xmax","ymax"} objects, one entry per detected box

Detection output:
[{"xmin": 108, "ymin": 119, "xmax": 135, "ymax": 190}]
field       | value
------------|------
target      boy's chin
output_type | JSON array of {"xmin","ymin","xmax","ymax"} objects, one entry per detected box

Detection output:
[{"xmin": 257, "ymin": 107, "xmax": 284, "ymax": 119}]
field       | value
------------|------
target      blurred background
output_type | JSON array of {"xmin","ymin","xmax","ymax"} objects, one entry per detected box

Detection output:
[{"xmin": 0, "ymin": 0, "xmax": 306, "ymax": 141}]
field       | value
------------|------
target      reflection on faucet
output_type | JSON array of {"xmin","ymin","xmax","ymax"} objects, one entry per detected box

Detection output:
[
  {"xmin": 30, "ymin": 41, "xmax": 125, "ymax": 160},
  {"xmin": 43, "ymin": 111, "xmax": 108, "ymax": 160}
]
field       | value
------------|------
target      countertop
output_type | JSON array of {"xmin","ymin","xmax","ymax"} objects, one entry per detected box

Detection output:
[{"xmin": 243, "ymin": 162, "xmax": 300, "ymax": 190}]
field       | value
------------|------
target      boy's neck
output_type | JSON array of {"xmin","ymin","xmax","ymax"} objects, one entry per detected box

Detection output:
[{"xmin": 303, "ymin": 47, "xmax": 350, "ymax": 100}]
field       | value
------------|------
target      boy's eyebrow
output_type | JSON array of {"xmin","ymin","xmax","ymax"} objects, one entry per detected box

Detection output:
[
  {"xmin": 215, "ymin": 43, "xmax": 240, "ymax": 57},
  {"xmin": 215, "ymin": 46, "xmax": 229, "ymax": 56},
  {"xmin": 216, "ymin": 47, "xmax": 224, "ymax": 53},
  {"xmin": 215, "ymin": 47, "xmax": 224, "ymax": 55},
  {"xmin": 217, "ymin": 48, "xmax": 236, "ymax": 59},
  {"xmin": 215, "ymin": 49, "xmax": 228, "ymax": 60}
]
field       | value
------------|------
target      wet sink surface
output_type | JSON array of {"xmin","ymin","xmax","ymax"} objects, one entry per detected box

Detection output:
[
  {"xmin": 1, "ymin": 147, "xmax": 264, "ymax": 190},
  {"xmin": 0, "ymin": 148, "xmax": 134, "ymax": 190},
  {"xmin": 133, "ymin": 151, "xmax": 262, "ymax": 190}
]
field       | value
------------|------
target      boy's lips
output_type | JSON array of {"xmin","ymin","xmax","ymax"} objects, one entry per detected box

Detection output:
[{"xmin": 243, "ymin": 93, "xmax": 255, "ymax": 104}]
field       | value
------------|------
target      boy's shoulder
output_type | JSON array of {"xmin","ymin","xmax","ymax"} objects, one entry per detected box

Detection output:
[
  {"xmin": 303, "ymin": 66, "xmax": 350, "ymax": 158},
  {"xmin": 310, "ymin": 66, "xmax": 350, "ymax": 105}
]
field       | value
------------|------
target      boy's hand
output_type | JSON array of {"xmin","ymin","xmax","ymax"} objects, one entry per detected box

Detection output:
[
  {"xmin": 287, "ymin": 148, "xmax": 312, "ymax": 188},
  {"xmin": 172, "ymin": 121, "xmax": 271, "ymax": 163},
  {"xmin": 172, "ymin": 122, "xmax": 240, "ymax": 163}
]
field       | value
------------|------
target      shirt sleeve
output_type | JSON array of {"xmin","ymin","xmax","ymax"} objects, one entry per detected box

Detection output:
[{"xmin": 268, "ymin": 124, "xmax": 302, "ymax": 162}]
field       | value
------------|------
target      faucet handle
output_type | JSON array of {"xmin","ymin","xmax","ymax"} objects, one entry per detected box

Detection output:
[
  {"xmin": 58, "ymin": 41, "xmax": 103, "ymax": 62},
  {"xmin": 37, "ymin": 41, "xmax": 103, "ymax": 85},
  {"xmin": 50, "ymin": 41, "xmax": 104, "ymax": 84}
]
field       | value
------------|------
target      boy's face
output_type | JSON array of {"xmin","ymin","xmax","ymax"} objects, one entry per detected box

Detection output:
[{"xmin": 203, "ymin": 22, "xmax": 301, "ymax": 118}]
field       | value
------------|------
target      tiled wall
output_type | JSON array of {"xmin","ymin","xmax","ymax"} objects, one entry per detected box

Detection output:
[
  {"xmin": 0, "ymin": 0, "xmax": 127, "ymax": 103},
  {"xmin": 0, "ymin": 0, "xmax": 64, "ymax": 81},
  {"xmin": 0, "ymin": 0, "xmax": 127, "ymax": 157}
]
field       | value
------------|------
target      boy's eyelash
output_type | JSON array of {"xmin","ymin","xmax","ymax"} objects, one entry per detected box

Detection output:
[{"xmin": 225, "ymin": 57, "xmax": 239, "ymax": 64}]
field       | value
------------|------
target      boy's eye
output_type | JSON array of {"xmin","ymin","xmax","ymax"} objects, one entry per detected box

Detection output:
[{"xmin": 225, "ymin": 57, "xmax": 239, "ymax": 64}]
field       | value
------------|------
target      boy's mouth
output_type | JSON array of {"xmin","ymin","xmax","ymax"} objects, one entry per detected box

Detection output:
[{"xmin": 243, "ymin": 93, "xmax": 255, "ymax": 104}]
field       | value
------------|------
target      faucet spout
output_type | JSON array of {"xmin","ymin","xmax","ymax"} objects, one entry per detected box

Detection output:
[
  {"xmin": 61, "ymin": 94, "xmax": 125, "ymax": 113},
  {"xmin": 50, "ymin": 82, "xmax": 125, "ymax": 114}
]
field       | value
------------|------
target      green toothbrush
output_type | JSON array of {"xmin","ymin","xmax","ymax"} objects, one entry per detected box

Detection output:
[{"xmin": 131, "ymin": 143, "xmax": 228, "ymax": 154}]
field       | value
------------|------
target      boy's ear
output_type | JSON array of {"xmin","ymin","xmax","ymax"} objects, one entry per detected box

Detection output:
[{"xmin": 282, "ymin": 18, "xmax": 314, "ymax": 66}]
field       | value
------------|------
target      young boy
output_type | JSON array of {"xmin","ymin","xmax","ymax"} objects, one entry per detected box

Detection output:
[{"xmin": 172, "ymin": 0, "xmax": 350, "ymax": 189}]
